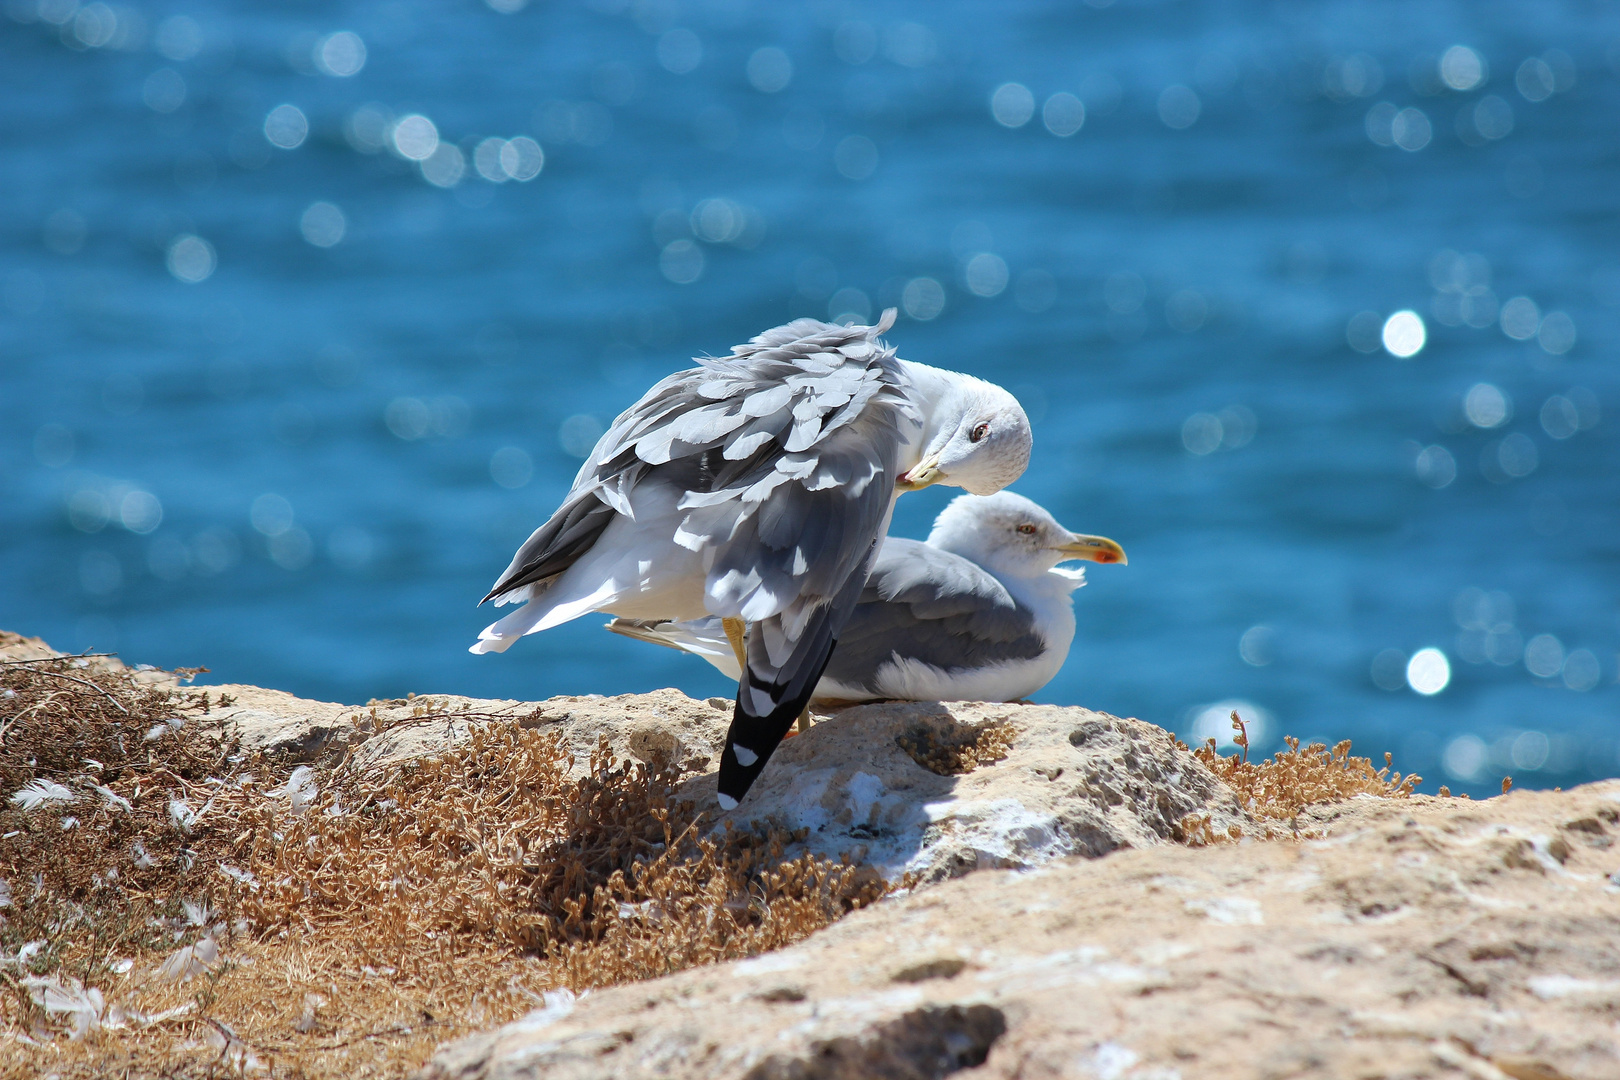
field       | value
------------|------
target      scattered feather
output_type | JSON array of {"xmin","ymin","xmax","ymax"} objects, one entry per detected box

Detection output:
[
  {"xmin": 203, "ymin": 1018, "xmax": 265, "ymax": 1073},
  {"xmin": 616, "ymin": 900, "xmax": 669, "ymax": 924},
  {"xmin": 266, "ymin": 766, "xmax": 318, "ymax": 815},
  {"xmin": 295, "ymin": 993, "xmax": 327, "ymax": 1033},
  {"xmin": 157, "ymin": 935, "xmax": 219, "ymax": 983},
  {"xmin": 167, "ymin": 799, "xmax": 196, "ymax": 834},
  {"xmin": 537, "ymin": 989, "xmax": 576, "ymax": 1027},
  {"xmin": 9, "ymin": 779, "xmax": 75, "ymax": 811},
  {"xmin": 218, "ymin": 864, "xmax": 259, "ymax": 889},
  {"xmin": 20, "ymin": 976, "xmax": 105, "ymax": 1038},
  {"xmin": 106, "ymin": 1001, "xmax": 193, "ymax": 1029},
  {"xmin": 3, "ymin": 940, "xmax": 45, "ymax": 967},
  {"xmin": 93, "ymin": 784, "xmax": 132, "ymax": 812}
]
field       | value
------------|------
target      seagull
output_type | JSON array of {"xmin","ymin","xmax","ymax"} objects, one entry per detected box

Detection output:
[
  {"xmin": 608, "ymin": 490, "xmax": 1126, "ymax": 706},
  {"xmin": 471, "ymin": 311, "xmax": 1032, "ymax": 808}
]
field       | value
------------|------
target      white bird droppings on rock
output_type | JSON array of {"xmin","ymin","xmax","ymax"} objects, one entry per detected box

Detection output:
[{"xmin": 1186, "ymin": 896, "xmax": 1265, "ymax": 925}]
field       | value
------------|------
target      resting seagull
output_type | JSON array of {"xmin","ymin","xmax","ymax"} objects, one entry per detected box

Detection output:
[
  {"xmin": 471, "ymin": 312, "xmax": 1032, "ymax": 808},
  {"xmin": 609, "ymin": 491, "xmax": 1126, "ymax": 704}
]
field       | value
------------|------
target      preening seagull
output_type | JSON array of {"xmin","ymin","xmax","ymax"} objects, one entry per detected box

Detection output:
[
  {"xmin": 471, "ymin": 312, "xmax": 1032, "ymax": 808},
  {"xmin": 609, "ymin": 490, "xmax": 1126, "ymax": 705}
]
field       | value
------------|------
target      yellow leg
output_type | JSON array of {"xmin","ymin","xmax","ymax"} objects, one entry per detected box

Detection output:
[
  {"xmin": 723, "ymin": 617, "xmax": 811, "ymax": 736},
  {"xmin": 722, "ymin": 617, "xmax": 748, "ymax": 673}
]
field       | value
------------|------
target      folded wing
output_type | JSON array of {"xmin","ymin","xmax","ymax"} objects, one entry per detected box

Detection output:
[{"xmin": 822, "ymin": 539, "xmax": 1046, "ymax": 694}]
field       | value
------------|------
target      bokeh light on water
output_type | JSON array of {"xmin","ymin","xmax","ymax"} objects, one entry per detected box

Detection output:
[{"xmin": 1, "ymin": 1, "xmax": 1617, "ymax": 798}]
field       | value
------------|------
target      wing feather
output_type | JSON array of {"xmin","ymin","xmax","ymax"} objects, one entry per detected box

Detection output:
[{"xmin": 821, "ymin": 540, "xmax": 1046, "ymax": 692}]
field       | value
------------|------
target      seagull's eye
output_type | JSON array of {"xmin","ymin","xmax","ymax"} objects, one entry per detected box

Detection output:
[
  {"xmin": 969, "ymin": 422, "xmax": 990, "ymax": 443},
  {"xmin": 1017, "ymin": 523, "xmax": 1037, "ymax": 535}
]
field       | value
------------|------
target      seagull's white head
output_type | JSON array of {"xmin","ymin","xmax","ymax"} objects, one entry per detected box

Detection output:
[
  {"xmin": 899, "ymin": 375, "xmax": 1032, "ymax": 496},
  {"xmin": 927, "ymin": 490, "xmax": 1128, "ymax": 581}
]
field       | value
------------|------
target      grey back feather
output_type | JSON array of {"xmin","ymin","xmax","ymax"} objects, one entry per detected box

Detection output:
[
  {"xmin": 822, "ymin": 538, "xmax": 1047, "ymax": 693},
  {"xmin": 484, "ymin": 317, "xmax": 917, "ymax": 628}
]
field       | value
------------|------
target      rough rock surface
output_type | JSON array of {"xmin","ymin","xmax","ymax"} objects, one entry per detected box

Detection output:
[
  {"xmin": 185, "ymin": 682, "xmax": 737, "ymax": 773},
  {"xmin": 200, "ymin": 694, "xmax": 1247, "ymax": 885},
  {"xmin": 424, "ymin": 782, "xmax": 1620, "ymax": 1080},
  {"xmin": 17, "ymin": 629, "xmax": 1617, "ymax": 1078},
  {"xmin": 689, "ymin": 700, "xmax": 1248, "ymax": 884}
]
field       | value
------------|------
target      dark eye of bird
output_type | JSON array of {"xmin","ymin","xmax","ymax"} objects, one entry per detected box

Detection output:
[
  {"xmin": 1017, "ymin": 523, "xmax": 1037, "ymax": 534},
  {"xmin": 970, "ymin": 422, "xmax": 990, "ymax": 442}
]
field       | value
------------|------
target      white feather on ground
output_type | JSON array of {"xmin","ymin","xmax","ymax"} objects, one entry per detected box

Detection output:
[
  {"xmin": 9, "ymin": 778, "xmax": 74, "ymax": 811},
  {"xmin": 20, "ymin": 976, "xmax": 106, "ymax": 1038}
]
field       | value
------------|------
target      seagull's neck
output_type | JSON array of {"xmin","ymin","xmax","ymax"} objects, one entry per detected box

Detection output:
[
  {"xmin": 1004, "ymin": 564, "xmax": 1082, "ymax": 647},
  {"xmin": 894, "ymin": 359, "xmax": 966, "ymax": 466}
]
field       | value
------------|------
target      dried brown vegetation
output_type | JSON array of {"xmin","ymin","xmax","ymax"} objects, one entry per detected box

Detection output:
[
  {"xmin": 1179, "ymin": 711, "xmax": 1421, "ymax": 843},
  {"xmin": 0, "ymin": 655, "xmax": 873, "ymax": 1079},
  {"xmin": 894, "ymin": 713, "xmax": 1016, "ymax": 776}
]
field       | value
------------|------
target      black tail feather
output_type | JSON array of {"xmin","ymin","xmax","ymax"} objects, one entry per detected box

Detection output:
[
  {"xmin": 716, "ymin": 626, "xmax": 839, "ymax": 808},
  {"xmin": 715, "ymin": 538, "xmax": 878, "ymax": 808}
]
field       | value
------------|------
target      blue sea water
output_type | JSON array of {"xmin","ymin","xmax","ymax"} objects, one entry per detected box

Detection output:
[{"xmin": 3, "ymin": 0, "xmax": 1618, "ymax": 796}]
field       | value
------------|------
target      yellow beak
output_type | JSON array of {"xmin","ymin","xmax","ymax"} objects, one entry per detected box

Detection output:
[
  {"xmin": 1056, "ymin": 534, "xmax": 1128, "ymax": 565},
  {"xmin": 895, "ymin": 453, "xmax": 944, "ymax": 493}
]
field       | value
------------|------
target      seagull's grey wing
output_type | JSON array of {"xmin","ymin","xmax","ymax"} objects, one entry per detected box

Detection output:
[
  {"xmin": 480, "ymin": 493, "xmax": 618, "ymax": 605},
  {"xmin": 822, "ymin": 539, "xmax": 1046, "ymax": 694},
  {"xmin": 717, "ymin": 447, "xmax": 891, "ymax": 804},
  {"xmin": 665, "ymin": 316, "xmax": 926, "ymax": 806},
  {"xmin": 482, "ymin": 313, "xmax": 913, "ymax": 610}
]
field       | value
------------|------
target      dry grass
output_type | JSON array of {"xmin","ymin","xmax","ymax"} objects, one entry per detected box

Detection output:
[
  {"xmin": 0, "ymin": 655, "xmax": 878, "ymax": 1079},
  {"xmin": 1179, "ymin": 710, "xmax": 1421, "ymax": 843},
  {"xmin": 894, "ymin": 713, "xmax": 1016, "ymax": 776}
]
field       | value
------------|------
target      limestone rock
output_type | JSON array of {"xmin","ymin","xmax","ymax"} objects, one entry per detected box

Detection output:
[
  {"xmin": 423, "ymin": 782, "xmax": 1620, "ymax": 1080},
  {"xmin": 13, "ymin": 629, "xmax": 1618, "ymax": 1079},
  {"xmin": 192, "ymin": 684, "xmax": 370, "ymax": 763},
  {"xmin": 0, "ymin": 629, "xmax": 178, "ymax": 688},
  {"xmin": 703, "ymin": 700, "xmax": 1249, "ymax": 884},
  {"xmin": 0, "ymin": 630, "xmax": 59, "ymax": 663},
  {"xmin": 187, "ymin": 684, "xmax": 735, "ymax": 774}
]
